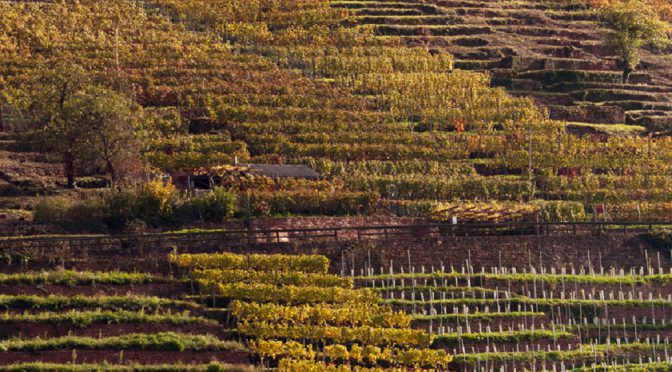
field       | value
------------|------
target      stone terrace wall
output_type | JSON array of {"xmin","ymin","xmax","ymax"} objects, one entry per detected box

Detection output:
[
  {"xmin": 250, "ymin": 216, "xmax": 428, "ymax": 231},
  {"xmin": 0, "ymin": 216, "xmax": 427, "ymax": 237},
  {"xmin": 0, "ymin": 230, "xmax": 661, "ymax": 275},
  {"xmin": 343, "ymin": 234, "xmax": 657, "ymax": 274}
]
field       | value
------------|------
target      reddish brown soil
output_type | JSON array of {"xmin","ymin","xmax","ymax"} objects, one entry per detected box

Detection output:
[
  {"xmin": 0, "ymin": 322, "xmax": 234, "ymax": 340},
  {"xmin": 412, "ymin": 314, "xmax": 551, "ymax": 332},
  {"xmin": 484, "ymin": 280, "xmax": 672, "ymax": 298},
  {"xmin": 3, "ymin": 305, "xmax": 208, "ymax": 317},
  {"xmin": 0, "ymin": 350, "xmax": 250, "ymax": 365},
  {"xmin": 437, "ymin": 337, "xmax": 580, "ymax": 353},
  {"xmin": 0, "ymin": 283, "xmax": 191, "ymax": 297}
]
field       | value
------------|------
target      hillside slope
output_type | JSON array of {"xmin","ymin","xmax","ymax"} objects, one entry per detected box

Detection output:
[
  {"xmin": 0, "ymin": 0, "xmax": 672, "ymax": 226},
  {"xmin": 342, "ymin": 0, "xmax": 672, "ymax": 128}
]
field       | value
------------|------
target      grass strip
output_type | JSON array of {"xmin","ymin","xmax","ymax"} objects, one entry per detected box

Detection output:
[
  {"xmin": 369, "ymin": 285, "xmax": 495, "ymax": 293},
  {"xmin": 362, "ymin": 271, "xmax": 672, "ymax": 289},
  {"xmin": 360, "ymin": 272, "xmax": 666, "ymax": 285},
  {"xmin": 0, "ymin": 363, "xmax": 258, "ymax": 371},
  {"xmin": 412, "ymin": 311, "xmax": 544, "ymax": 321},
  {"xmin": 386, "ymin": 297, "xmax": 672, "ymax": 309},
  {"xmin": 433, "ymin": 329, "xmax": 574, "ymax": 347},
  {"xmin": 0, "ymin": 309, "xmax": 218, "ymax": 327},
  {"xmin": 453, "ymin": 342, "xmax": 662, "ymax": 365},
  {"xmin": 0, "ymin": 271, "xmax": 174, "ymax": 286},
  {"xmin": 550, "ymin": 362, "xmax": 672, "ymax": 371},
  {"xmin": 0, "ymin": 294, "xmax": 197, "ymax": 312},
  {"xmin": 0, "ymin": 332, "xmax": 244, "ymax": 352}
]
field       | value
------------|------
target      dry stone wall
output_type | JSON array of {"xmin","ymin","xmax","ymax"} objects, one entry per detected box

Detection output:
[{"xmin": 0, "ymin": 229, "xmax": 660, "ymax": 275}]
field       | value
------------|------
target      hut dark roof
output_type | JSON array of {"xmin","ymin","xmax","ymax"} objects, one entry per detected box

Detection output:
[{"xmin": 243, "ymin": 164, "xmax": 321, "ymax": 179}]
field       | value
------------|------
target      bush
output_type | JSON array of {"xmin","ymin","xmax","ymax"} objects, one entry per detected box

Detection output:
[
  {"xmin": 33, "ymin": 197, "xmax": 107, "ymax": 233},
  {"xmin": 176, "ymin": 187, "xmax": 237, "ymax": 223},
  {"xmin": 103, "ymin": 182, "xmax": 182, "ymax": 230},
  {"xmin": 33, "ymin": 184, "xmax": 239, "ymax": 233},
  {"xmin": 103, "ymin": 191, "xmax": 139, "ymax": 231},
  {"xmin": 33, "ymin": 198, "xmax": 71, "ymax": 225},
  {"xmin": 33, "ymin": 186, "xmax": 379, "ymax": 233},
  {"xmin": 135, "ymin": 180, "xmax": 179, "ymax": 226},
  {"xmin": 61, "ymin": 198, "xmax": 107, "ymax": 233}
]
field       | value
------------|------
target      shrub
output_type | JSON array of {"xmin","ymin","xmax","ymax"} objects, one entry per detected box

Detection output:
[
  {"xmin": 135, "ymin": 180, "xmax": 179, "ymax": 226},
  {"xmin": 103, "ymin": 191, "xmax": 139, "ymax": 231},
  {"xmin": 60, "ymin": 198, "xmax": 107, "ymax": 233},
  {"xmin": 33, "ymin": 197, "xmax": 106, "ymax": 233},
  {"xmin": 33, "ymin": 198, "xmax": 71, "ymax": 225},
  {"xmin": 176, "ymin": 188, "xmax": 237, "ymax": 223},
  {"xmin": 33, "ymin": 187, "xmax": 169, "ymax": 233}
]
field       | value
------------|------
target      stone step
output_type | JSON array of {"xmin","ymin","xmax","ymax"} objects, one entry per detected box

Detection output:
[
  {"xmin": 531, "ymin": 46, "xmax": 593, "ymax": 59},
  {"xmin": 491, "ymin": 78, "xmax": 544, "ymax": 91},
  {"xmin": 374, "ymin": 24, "xmax": 493, "ymax": 36},
  {"xmin": 547, "ymin": 10, "xmax": 598, "ymax": 22},
  {"xmin": 626, "ymin": 109, "xmax": 672, "ymax": 118},
  {"xmin": 448, "ymin": 47, "xmax": 517, "ymax": 61},
  {"xmin": 509, "ymin": 90, "xmax": 574, "ymax": 105},
  {"xmin": 569, "ymin": 89, "xmax": 672, "ymax": 104},
  {"xmin": 435, "ymin": 0, "xmax": 585, "ymax": 11},
  {"xmin": 603, "ymin": 101, "xmax": 672, "ymax": 112},
  {"xmin": 494, "ymin": 25, "xmax": 601, "ymax": 41},
  {"xmin": 452, "ymin": 37, "xmax": 490, "ymax": 47},
  {"xmin": 354, "ymin": 8, "xmax": 424, "ymax": 16},
  {"xmin": 454, "ymin": 59, "xmax": 505, "ymax": 70},
  {"xmin": 626, "ymin": 114, "xmax": 672, "ymax": 131},
  {"xmin": 517, "ymin": 70, "xmax": 652, "ymax": 85},
  {"xmin": 546, "ymin": 82, "xmax": 672, "ymax": 94},
  {"xmin": 356, "ymin": 15, "xmax": 465, "ymax": 25},
  {"xmin": 546, "ymin": 105, "xmax": 626, "ymax": 125},
  {"xmin": 437, "ymin": 13, "xmax": 601, "ymax": 32},
  {"xmin": 565, "ymin": 122, "xmax": 646, "ymax": 137},
  {"xmin": 444, "ymin": 6, "xmax": 593, "ymax": 24},
  {"xmin": 485, "ymin": 17, "xmax": 543, "ymax": 26},
  {"xmin": 332, "ymin": 1, "xmax": 441, "ymax": 13},
  {"xmin": 396, "ymin": 35, "xmax": 490, "ymax": 48},
  {"xmin": 512, "ymin": 57, "xmax": 617, "ymax": 72}
]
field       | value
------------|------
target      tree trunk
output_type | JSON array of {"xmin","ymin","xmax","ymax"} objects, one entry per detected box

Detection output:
[
  {"xmin": 622, "ymin": 66, "xmax": 632, "ymax": 84},
  {"xmin": 622, "ymin": 54, "xmax": 633, "ymax": 83},
  {"xmin": 106, "ymin": 158, "xmax": 118, "ymax": 189},
  {"xmin": 64, "ymin": 152, "xmax": 76, "ymax": 188}
]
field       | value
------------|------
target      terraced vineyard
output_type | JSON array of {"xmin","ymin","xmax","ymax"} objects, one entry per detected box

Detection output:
[
  {"xmin": 338, "ymin": 0, "xmax": 672, "ymax": 129},
  {"xmin": 2, "ymin": 0, "xmax": 672, "ymax": 370},
  {"xmin": 0, "ymin": 0, "xmax": 672, "ymax": 226},
  {"xmin": 0, "ymin": 252, "xmax": 451, "ymax": 370},
  {"xmin": 358, "ymin": 259, "xmax": 672, "ymax": 370},
  {"xmin": 3, "ymin": 249, "xmax": 672, "ymax": 370},
  {"xmin": 0, "ymin": 269, "xmax": 253, "ymax": 370}
]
